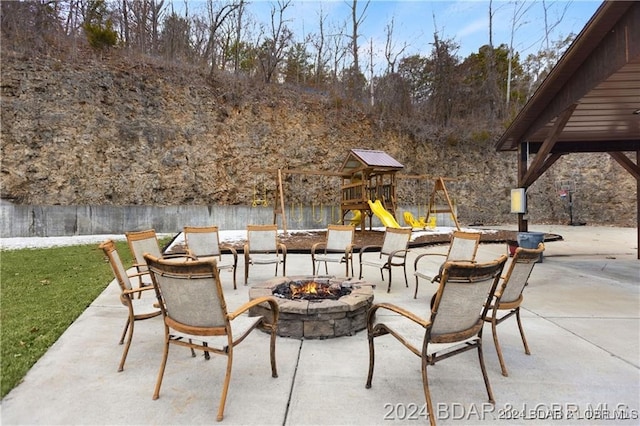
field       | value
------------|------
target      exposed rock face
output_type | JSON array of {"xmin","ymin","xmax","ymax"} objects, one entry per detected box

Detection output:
[{"xmin": 0, "ymin": 51, "xmax": 636, "ymax": 227}]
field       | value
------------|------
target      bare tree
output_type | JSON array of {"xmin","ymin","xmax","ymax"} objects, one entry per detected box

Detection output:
[
  {"xmin": 124, "ymin": 0, "xmax": 166, "ymax": 54},
  {"xmin": 150, "ymin": 0, "xmax": 164, "ymax": 52},
  {"xmin": 383, "ymin": 17, "xmax": 408, "ymax": 74},
  {"xmin": 517, "ymin": 0, "xmax": 572, "ymax": 97},
  {"xmin": 326, "ymin": 21, "xmax": 348, "ymax": 85},
  {"xmin": 368, "ymin": 37, "xmax": 374, "ymax": 105},
  {"xmin": 121, "ymin": 0, "xmax": 129, "ymax": 46},
  {"xmin": 189, "ymin": 14, "xmax": 209, "ymax": 66},
  {"xmin": 506, "ymin": 0, "xmax": 534, "ymax": 108},
  {"xmin": 309, "ymin": 5, "xmax": 331, "ymax": 86},
  {"xmin": 485, "ymin": 0, "xmax": 503, "ymax": 119},
  {"xmin": 430, "ymin": 14, "xmax": 460, "ymax": 126},
  {"xmin": 60, "ymin": 0, "xmax": 85, "ymax": 57},
  {"xmin": 232, "ymin": 0, "xmax": 246, "ymax": 72},
  {"xmin": 160, "ymin": 7, "xmax": 191, "ymax": 63},
  {"xmin": 203, "ymin": 0, "xmax": 240, "ymax": 75},
  {"xmin": 347, "ymin": 0, "xmax": 369, "ymax": 72},
  {"xmin": 540, "ymin": 0, "xmax": 571, "ymax": 71},
  {"xmin": 63, "ymin": 0, "xmax": 81, "ymax": 36},
  {"xmin": 257, "ymin": 0, "xmax": 293, "ymax": 83}
]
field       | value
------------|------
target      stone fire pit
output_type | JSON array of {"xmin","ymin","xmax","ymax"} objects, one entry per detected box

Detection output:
[{"xmin": 248, "ymin": 276, "xmax": 375, "ymax": 339}]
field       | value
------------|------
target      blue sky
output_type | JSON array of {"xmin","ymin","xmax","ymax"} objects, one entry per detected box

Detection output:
[{"xmin": 185, "ymin": 0, "xmax": 604, "ymax": 73}]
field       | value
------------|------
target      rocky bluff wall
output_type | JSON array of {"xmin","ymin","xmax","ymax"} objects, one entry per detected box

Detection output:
[{"xmin": 0, "ymin": 52, "xmax": 636, "ymax": 227}]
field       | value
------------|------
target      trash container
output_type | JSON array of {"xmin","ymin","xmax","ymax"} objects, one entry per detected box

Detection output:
[
  {"xmin": 517, "ymin": 232, "xmax": 545, "ymax": 262},
  {"xmin": 506, "ymin": 240, "xmax": 519, "ymax": 257}
]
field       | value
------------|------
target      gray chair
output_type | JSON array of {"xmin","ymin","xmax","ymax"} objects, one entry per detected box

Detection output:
[
  {"xmin": 359, "ymin": 227, "xmax": 412, "ymax": 292},
  {"xmin": 366, "ymin": 255, "xmax": 508, "ymax": 426},
  {"xmin": 125, "ymin": 229, "xmax": 189, "ymax": 291},
  {"xmin": 484, "ymin": 243, "xmax": 545, "ymax": 376},
  {"xmin": 144, "ymin": 254, "xmax": 280, "ymax": 422},
  {"xmin": 99, "ymin": 240, "xmax": 161, "ymax": 372},
  {"xmin": 183, "ymin": 225, "xmax": 238, "ymax": 289},
  {"xmin": 413, "ymin": 230, "xmax": 481, "ymax": 298},
  {"xmin": 244, "ymin": 224, "xmax": 287, "ymax": 285},
  {"xmin": 311, "ymin": 224, "xmax": 355, "ymax": 277}
]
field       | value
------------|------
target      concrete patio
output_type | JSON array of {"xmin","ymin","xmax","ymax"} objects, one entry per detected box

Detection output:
[{"xmin": 1, "ymin": 225, "xmax": 638, "ymax": 425}]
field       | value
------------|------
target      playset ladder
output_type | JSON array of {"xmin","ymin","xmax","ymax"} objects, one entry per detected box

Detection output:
[{"xmin": 424, "ymin": 177, "xmax": 460, "ymax": 230}]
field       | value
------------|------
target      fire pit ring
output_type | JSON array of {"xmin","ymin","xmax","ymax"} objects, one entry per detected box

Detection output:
[{"xmin": 248, "ymin": 276, "xmax": 375, "ymax": 339}]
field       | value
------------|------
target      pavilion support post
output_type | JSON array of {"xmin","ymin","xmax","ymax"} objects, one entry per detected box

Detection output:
[
  {"xmin": 608, "ymin": 150, "xmax": 640, "ymax": 260},
  {"xmin": 517, "ymin": 142, "xmax": 528, "ymax": 233}
]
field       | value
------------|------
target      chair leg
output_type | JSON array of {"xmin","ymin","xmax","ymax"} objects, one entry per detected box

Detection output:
[
  {"xmin": 269, "ymin": 323, "xmax": 278, "ymax": 378},
  {"xmin": 232, "ymin": 266, "xmax": 237, "ymax": 290},
  {"xmin": 402, "ymin": 263, "xmax": 408, "ymax": 288},
  {"xmin": 244, "ymin": 261, "xmax": 249, "ymax": 285},
  {"xmin": 386, "ymin": 267, "xmax": 392, "ymax": 293},
  {"xmin": 312, "ymin": 258, "xmax": 317, "ymax": 276},
  {"xmin": 365, "ymin": 335, "xmax": 375, "ymax": 389},
  {"xmin": 119, "ymin": 318, "xmax": 131, "ymax": 345},
  {"xmin": 216, "ymin": 351, "xmax": 233, "ymax": 422},
  {"xmin": 421, "ymin": 356, "xmax": 436, "ymax": 426},
  {"xmin": 414, "ymin": 276, "xmax": 420, "ymax": 299},
  {"xmin": 152, "ymin": 337, "xmax": 171, "ymax": 400},
  {"xmin": 477, "ymin": 340, "xmax": 495, "ymax": 404},
  {"xmin": 490, "ymin": 315, "xmax": 509, "ymax": 377},
  {"xmin": 118, "ymin": 317, "xmax": 134, "ymax": 372},
  {"xmin": 515, "ymin": 308, "xmax": 531, "ymax": 355},
  {"xmin": 203, "ymin": 341, "xmax": 210, "ymax": 360}
]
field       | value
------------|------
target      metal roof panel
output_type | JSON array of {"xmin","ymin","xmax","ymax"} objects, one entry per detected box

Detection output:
[{"xmin": 349, "ymin": 149, "xmax": 404, "ymax": 169}]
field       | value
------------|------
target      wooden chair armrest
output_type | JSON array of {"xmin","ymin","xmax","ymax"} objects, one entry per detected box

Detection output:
[
  {"xmin": 122, "ymin": 285, "xmax": 155, "ymax": 296},
  {"xmin": 228, "ymin": 296, "xmax": 280, "ymax": 322},
  {"xmin": 163, "ymin": 251, "xmax": 197, "ymax": 261},
  {"xmin": 126, "ymin": 270, "xmax": 148, "ymax": 279}
]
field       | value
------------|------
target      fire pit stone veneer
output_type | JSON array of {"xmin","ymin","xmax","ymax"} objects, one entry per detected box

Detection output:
[{"xmin": 248, "ymin": 276, "xmax": 375, "ymax": 339}]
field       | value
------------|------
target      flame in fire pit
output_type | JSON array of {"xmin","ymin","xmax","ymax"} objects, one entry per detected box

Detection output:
[{"xmin": 273, "ymin": 278, "xmax": 352, "ymax": 301}]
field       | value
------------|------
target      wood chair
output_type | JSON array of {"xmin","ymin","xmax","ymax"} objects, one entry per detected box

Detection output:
[
  {"xmin": 144, "ymin": 254, "xmax": 279, "ymax": 422},
  {"xmin": 413, "ymin": 230, "xmax": 481, "ymax": 299},
  {"xmin": 358, "ymin": 227, "xmax": 412, "ymax": 293},
  {"xmin": 125, "ymin": 229, "xmax": 188, "ymax": 291},
  {"xmin": 311, "ymin": 224, "xmax": 355, "ymax": 277},
  {"xmin": 244, "ymin": 224, "xmax": 287, "ymax": 285},
  {"xmin": 99, "ymin": 240, "xmax": 161, "ymax": 372},
  {"xmin": 183, "ymin": 225, "xmax": 239, "ymax": 289},
  {"xmin": 366, "ymin": 255, "xmax": 508, "ymax": 426},
  {"xmin": 484, "ymin": 243, "xmax": 545, "ymax": 376}
]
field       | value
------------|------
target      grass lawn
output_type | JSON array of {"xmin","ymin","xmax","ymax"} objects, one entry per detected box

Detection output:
[{"xmin": 0, "ymin": 240, "xmax": 139, "ymax": 398}]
